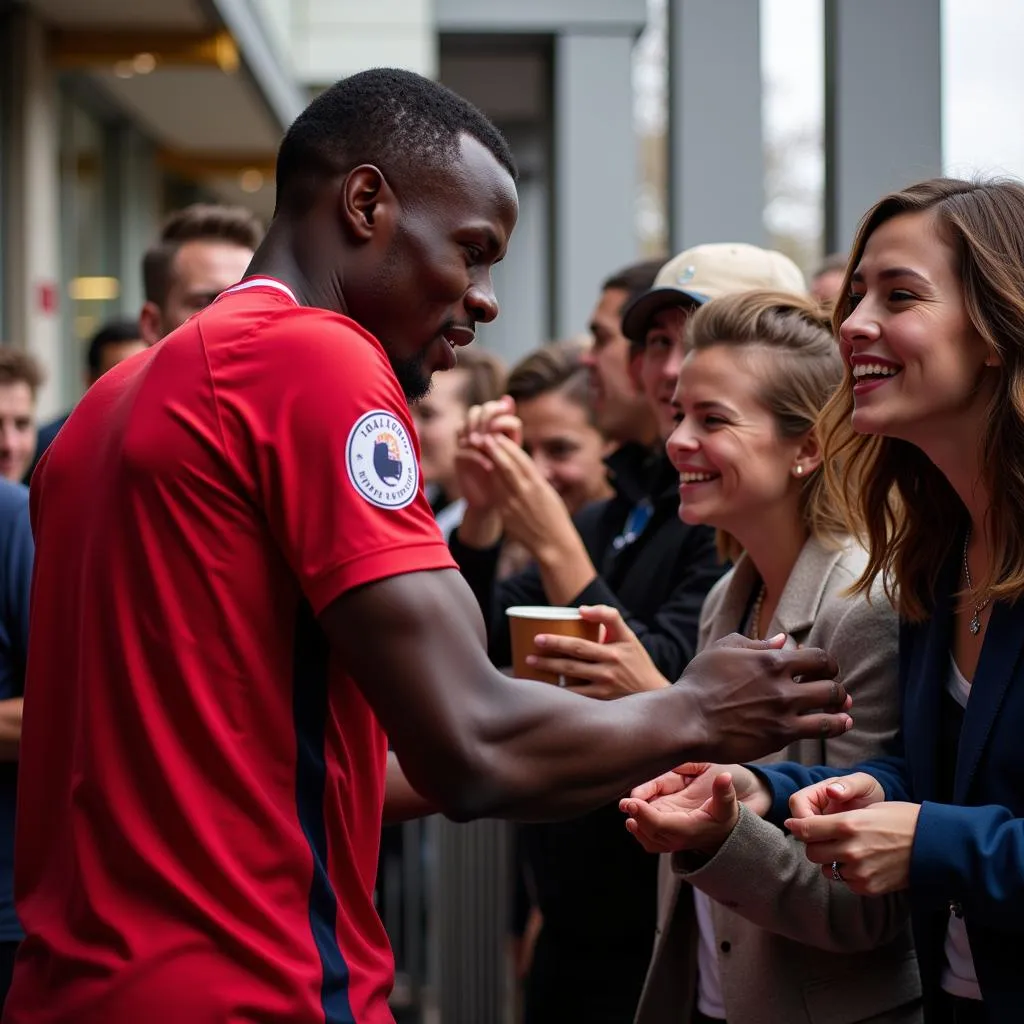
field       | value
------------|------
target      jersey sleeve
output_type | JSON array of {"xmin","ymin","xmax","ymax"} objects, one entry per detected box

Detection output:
[{"xmin": 217, "ymin": 308, "xmax": 454, "ymax": 614}]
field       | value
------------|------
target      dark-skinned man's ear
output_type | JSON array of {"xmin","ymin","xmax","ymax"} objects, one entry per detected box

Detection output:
[{"xmin": 341, "ymin": 165, "xmax": 393, "ymax": 240}]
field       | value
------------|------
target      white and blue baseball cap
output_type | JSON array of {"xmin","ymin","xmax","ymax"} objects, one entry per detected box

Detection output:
[{"xmin": 621, "ymin": 242, "xmax": 807, "ymax": 345}]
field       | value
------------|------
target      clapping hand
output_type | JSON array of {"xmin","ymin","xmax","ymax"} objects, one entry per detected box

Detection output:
[
  {"xmin": 454, "ymin": 397, "xmax": 523, "ymax": 546},
  {"xmin": 475, "ymin": 432, "xmax": 577, "ymax": 559}
]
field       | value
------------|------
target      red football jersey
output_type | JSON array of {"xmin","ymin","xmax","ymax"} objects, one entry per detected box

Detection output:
[{"xmin": 6, "ymin": 280, "xmax": 454, "ymax": 1023}]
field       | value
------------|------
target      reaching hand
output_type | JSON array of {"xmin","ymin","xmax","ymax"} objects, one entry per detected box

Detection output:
[
  {"xmin": 785, "ymin": 802, "xmax": 921, "ymax": 896},
  {"xmin": 676, "ymin": 633, "xmax": 852, "ymax": 763},
  {"xmin": 621, "ymin": 769, "xmax": 740, "ymax": 855},
  {"xmin": 526, "ymin": 605, "xmax": 669, "ymax": 699},
  {"xmin": 788, "ymin": 772, "xmax": 886, "ymax": 820},
  {"xmin": 624, "ymin": 762, "xmax": 771, "ymax": 818}
]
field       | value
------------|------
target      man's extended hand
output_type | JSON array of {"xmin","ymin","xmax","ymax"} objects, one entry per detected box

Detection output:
[{"xmin": 676, "ymin": 633, "xmax": 852, "ymax": 764}]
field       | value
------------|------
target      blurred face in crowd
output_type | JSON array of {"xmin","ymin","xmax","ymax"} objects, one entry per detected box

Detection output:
[
  {"xmin": 90, "ymin": 339, "xmax": 147, "ymax": 386},
  {"xmin": 667, "ymin": 344, "xmax": 811, "ymax": 537},
  {"xmin": 141, "ymin": 240, "xmax": 254, "ymax": 343},
  {"xmin": 411, "ymin": 369, "xmax": 470, "ymax": 496},
  {"xmin": 584, "ymin": 287, "xmax": 654, "ymax": 444},
  {"xmin": 839, "ymin": 210, "xmax": 993, "ymax": 451},
  {"xmin": 518, "ymin": 386, "xmax": 611, "ymax": 515},
  {"xmin": 0, "ymin": 382, "xmax": 37, "ymax": 482},
  {"xmin": 811, "ymin": 269, "xmax": 846, "ymax": 305},
  {"xmin": 638, "ymin": 305, "xmax": 693, "ymax": 441}
]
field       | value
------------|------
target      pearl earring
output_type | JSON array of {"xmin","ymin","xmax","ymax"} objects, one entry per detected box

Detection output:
[{"xmin": 795, "ymin": 465, "xmax": 804, "ymax": 476}]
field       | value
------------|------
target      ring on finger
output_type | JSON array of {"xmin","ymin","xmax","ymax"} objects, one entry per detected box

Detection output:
[{"xmin": 830, "ymin": 860, "xmax": 845, "ymax": 883}]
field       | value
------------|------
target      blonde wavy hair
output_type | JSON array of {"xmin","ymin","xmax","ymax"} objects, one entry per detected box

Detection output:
[
  {"xmin": 818, "ymin": 177, "xmax": 1024, "ymax": 622},
  {"xmin": 685, "ymin": 289, "xmax": 846, "ymax": 562}
]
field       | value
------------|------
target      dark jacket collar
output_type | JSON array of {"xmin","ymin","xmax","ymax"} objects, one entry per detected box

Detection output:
[{"xmin": 605, "ymin": 443, "xmax": 677, "ymax": 506}]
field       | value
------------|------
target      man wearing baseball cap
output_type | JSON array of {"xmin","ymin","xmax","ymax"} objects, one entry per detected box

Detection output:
[
  {"xmin": 623, "ymin": 243, "xmax": 807, "ymax": 442},
  {"xmin": 453, "ymin": 241, "xmax": 808, "ymax": 1022}
]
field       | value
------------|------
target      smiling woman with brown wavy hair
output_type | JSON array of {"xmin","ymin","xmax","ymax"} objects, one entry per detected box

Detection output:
[{"xmin": 818, "ymin": 176, "xmax": 1024, "ymax": 623}]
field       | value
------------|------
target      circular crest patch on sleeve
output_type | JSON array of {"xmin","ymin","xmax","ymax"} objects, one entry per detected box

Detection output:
[{"xmin": 345, "ymin": 410, "xmax": 420, "ymax": 510}]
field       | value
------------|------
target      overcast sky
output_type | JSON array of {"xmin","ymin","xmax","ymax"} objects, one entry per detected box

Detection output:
[
  {"xmin": 942, "ymin": 0, "xmax": 1024, "ymax": 178},
  {"xmin": 634, "ymin": 0, "xmax": 1024, "ymax": 251},
  {"xmin": 762, "ymin": 0, "xmax": 1024, "ymax": 178},
  {"xmin": 758, "ymin": 0, "xmax": 1024, "ymax": 241}
]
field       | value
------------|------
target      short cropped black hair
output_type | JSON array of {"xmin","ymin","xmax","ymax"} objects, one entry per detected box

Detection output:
[
  {"xmin": 275, "ymin": 68, "xmax": 517, "ymax": 214},
  {"xmin": 602, "ymin": 258, "xmax": 666, "ymax": 306},
  {"xmin": 87, "ymin": 319, "xmax": 142, "ymax": 377}
]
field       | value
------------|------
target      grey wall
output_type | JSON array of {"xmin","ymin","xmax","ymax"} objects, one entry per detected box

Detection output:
[
  {"xmin": 825, "ymin": 0, "xmax": 942, "ymax": 252},
  {"xmin": 667, "ymin": 0, "xmax": 765, "ymax": 250},
  {"xmin": 553, "ymin": 30, "xmax": 639, "ymax": 337}
]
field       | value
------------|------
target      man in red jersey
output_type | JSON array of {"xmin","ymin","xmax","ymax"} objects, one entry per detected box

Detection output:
[{"xmin": 9, "ymin": 69, "xmax": 852, "ymax": 1024}]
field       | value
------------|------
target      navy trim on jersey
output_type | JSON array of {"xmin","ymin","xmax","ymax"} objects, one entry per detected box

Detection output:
[{"xmin": 293, "ymin": 601, "xmax": 355, "ymax": 1023}]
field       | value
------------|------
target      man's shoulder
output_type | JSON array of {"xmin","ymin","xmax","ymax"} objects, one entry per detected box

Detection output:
[
  {"xmin": 212, "ymin": 295, "xmax": 380, "ymax": 348},
  {"xmin": 201, "ymin": 298, "xmax": 395, "ymax": 399}
]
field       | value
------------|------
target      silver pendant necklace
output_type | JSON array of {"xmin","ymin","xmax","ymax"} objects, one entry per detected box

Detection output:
[
  {"xmin": 748, "ymin": 582, "xmax": 767, "ymax": 640},
  {"xmin": 962, "ymin": 529, "xmax": 991, "ymax": 636}
]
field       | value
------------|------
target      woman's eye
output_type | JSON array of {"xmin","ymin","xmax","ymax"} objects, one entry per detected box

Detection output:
[
  {"xmin": 704, "ymin": 415, "xmax": 726, "ymax": 427},
  {"xmin": 889, "ymin": 289, "xmax": 915, "ymax": 302},
  {"xmin": 847, "ymin": 292, "xmax": 864, "ymax": 309}
]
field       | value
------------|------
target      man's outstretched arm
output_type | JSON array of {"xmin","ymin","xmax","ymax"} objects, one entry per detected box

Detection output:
[{"xmin": 322, "ymin": 568, "xmax": 851, "ymax": 823}]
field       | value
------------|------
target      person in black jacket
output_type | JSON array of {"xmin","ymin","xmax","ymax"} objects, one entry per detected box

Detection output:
[{"xmin": 449, "ymin": 243, "xmax": 810, "ymax": 1023}]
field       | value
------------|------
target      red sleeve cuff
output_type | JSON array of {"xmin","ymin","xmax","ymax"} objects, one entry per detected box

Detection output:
[{"xmin": 305, "ymin": 540, "xmax": 457, "ymax": 615}]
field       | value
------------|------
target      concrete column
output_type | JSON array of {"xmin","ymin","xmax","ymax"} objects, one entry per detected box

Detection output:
[
  {"xmin": 5, "ymin": 9, "xmax": 63, "ymax": 419},
  {"xmin": 110, "ymin": 126, "xmax": 160, "ymax": 322},
  {"xmin": 824, "ymin": 0, "xmax": 942, "ymax": 252},
  {"xmin": 481, "ymin": 153, "xmax": 550, "ymax": 363},
  {"xmin": 667, "ymin": 0, "xmax": 765, "ymax": 251},
  {"xmin": 553, "ymin": 30, "xmax": 638, "ymax": 337}
]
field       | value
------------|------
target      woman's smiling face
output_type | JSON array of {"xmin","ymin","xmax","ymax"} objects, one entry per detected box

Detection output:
[
  {"xmin": 838, "ymin": 209, "xmax": 994, "ymax": 448},
  {"xmin": 666, "ymin": 344, "xmax": 809, "ymax": 533}
]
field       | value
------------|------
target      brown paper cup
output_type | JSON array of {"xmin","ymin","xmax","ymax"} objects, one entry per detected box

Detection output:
[{"xmin": 506, "ymin": 606, "xmax": 601, "ymax": 686}]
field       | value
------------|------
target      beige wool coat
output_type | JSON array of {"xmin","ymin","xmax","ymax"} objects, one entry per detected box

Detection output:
[{"xmin": 635, "ymin": 538, "xmax": 923, "ymax": 1024}]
